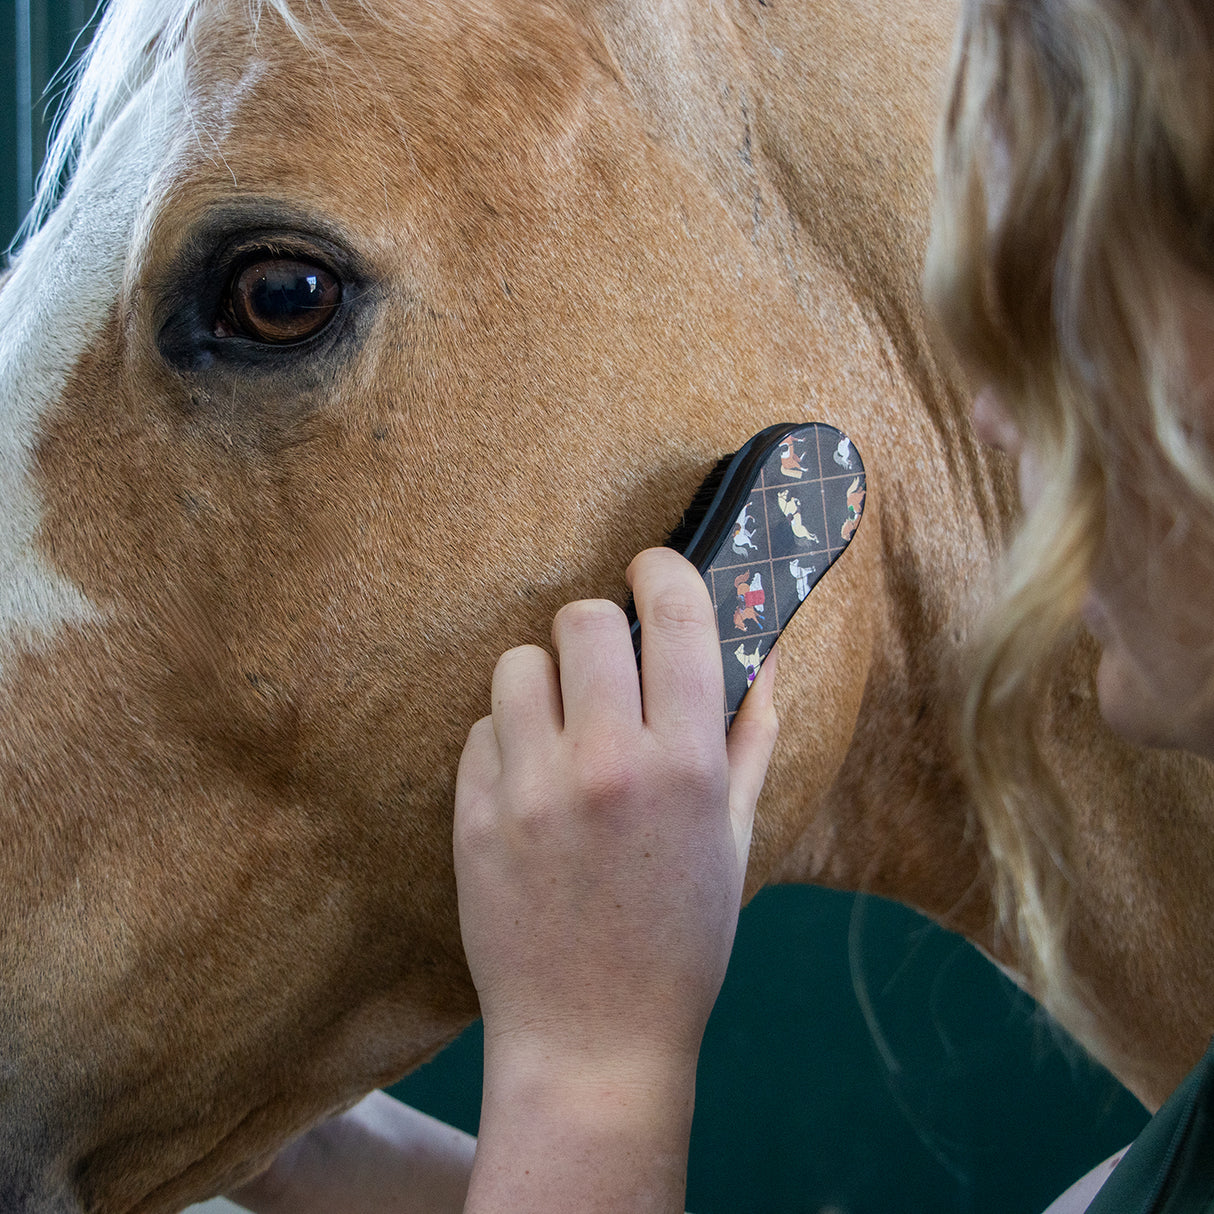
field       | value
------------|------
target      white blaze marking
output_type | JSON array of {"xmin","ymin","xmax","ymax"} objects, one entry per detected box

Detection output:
[{"xmin": 0, "ymin": 70, "xmax": 182, "ymax": 674}]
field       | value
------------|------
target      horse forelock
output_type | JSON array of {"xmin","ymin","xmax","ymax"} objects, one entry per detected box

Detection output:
[{"xmin": 19, "ymin": 0, "xmax": 311, "ymax": 246}]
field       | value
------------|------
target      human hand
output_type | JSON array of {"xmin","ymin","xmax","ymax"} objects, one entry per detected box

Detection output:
[{"xmin": 453, "ymin": 547, "xmax": 778, "ymax": 1211}]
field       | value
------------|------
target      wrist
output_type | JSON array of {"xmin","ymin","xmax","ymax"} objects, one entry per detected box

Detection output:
[
  {"xmin": 483, "ymin": 1032, "xmax": 701, "ymax": 1126},
  {"xmin": 467, "ymin": 1039, "xmax": 700, "ymax": 1213}
]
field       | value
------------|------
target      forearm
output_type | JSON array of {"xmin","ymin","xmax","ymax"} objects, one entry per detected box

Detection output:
[
  {"xmin": 464, "ymin": 1043, "xmax": 698, "ymax": 1214},
  {"xmin": 230, "ymin": 1091, "xmax": 475, "ymax": 1214},
  {"xmin": 454, "ymin": 552, "xmax": 779, "ymax": 1213}
]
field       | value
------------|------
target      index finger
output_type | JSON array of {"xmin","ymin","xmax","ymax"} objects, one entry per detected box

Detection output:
[{"xmin": 625, "ymin": 547, "xmax": 724, "ymax": 737}]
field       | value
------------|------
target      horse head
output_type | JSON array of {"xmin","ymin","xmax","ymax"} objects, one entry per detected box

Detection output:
[{"xmin": 3, "ymin": 0, "xmax": 1213, "ymax": 1209}]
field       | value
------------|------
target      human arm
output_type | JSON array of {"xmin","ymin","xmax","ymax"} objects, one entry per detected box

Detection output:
[
  {"xmin": 454, "ymin": 547, "xmax": 779, "ymax": 1213},
  {"xmin": 227, "ymin": 1091, "xmax": 474, "ymax": 1213}
]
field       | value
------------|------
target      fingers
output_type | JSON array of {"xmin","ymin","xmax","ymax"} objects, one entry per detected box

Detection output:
[
  {"xmin": 625, "ymin": 548, "xmax": 724, "ymax": 737},
  {"xmin": 467, "ymin": 549, "xmax": 773, "ymax": 808},
  {"xmin": 550, "ymin": 600, "xmax": 642, "ymax": 736},
  {"xmin": 490, "ymin": 645, "xmax": 563, "ymax": 763},
  {"xmin": 458, "ymin": 648, "xmax": 562, "ymax": 813}
]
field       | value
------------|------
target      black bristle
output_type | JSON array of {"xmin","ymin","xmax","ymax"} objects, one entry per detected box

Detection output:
[
  {"xmin": 660, "ymin": 449, "xmax": 738, "ymax": 554},
  {"xmin": 623, "ymin": 448, "xmax": 737, "ymax": 636}
]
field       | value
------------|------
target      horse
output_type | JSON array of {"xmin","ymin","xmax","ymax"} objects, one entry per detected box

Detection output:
[
  {"xmin": 3, "ymin": 0, "xmax": 1214, "ymax": 1209},
  {"xmin": 732, "ymin": 572, "xmax": 766, "ymax": 632}
]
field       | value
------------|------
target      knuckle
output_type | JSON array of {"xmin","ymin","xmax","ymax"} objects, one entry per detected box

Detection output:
[
  {"xmin": 736, "ymin": 699, "xmax": 780, "ymax": 749},
  {"xmin": 573, "ymin": 738, "xmax": 642, "ymax": 811},
  {"xmin": 510, "ymin": 771, "xmax": 558, "ymax": 825},
  {"xmin": 455, "ymin": 772, "xmax": 552, "ymax": 858},
  {"xmin": 645, "ymin": 585, "xmax": 713, "ymax": 638},
  {"xmin": 494, "ymin": 643, "xmax": 549, "ymax": 683},
  {"xmin": 668, "ymin": 736, "xmax": 728, "ymax": 796},
  {"xmin": 453, "ymin": 789, "xmax": 495, "ymax": 856}
]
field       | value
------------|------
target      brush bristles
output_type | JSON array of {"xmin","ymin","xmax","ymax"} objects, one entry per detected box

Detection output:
[
  {"xmin": 661, "ymin": 450, "xmax": 737, "ymax": 553},
  {"xmin": 623, "ymin": 449, "xmax": 737, "ymax": 630}
]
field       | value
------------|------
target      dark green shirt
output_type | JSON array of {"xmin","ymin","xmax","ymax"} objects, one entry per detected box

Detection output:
[{"xmin": 1086, "ymin": 1036, "xmax": 1214, "ymax": 1213}]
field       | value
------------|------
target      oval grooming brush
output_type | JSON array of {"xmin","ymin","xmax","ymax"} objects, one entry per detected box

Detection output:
[{"xmin": 628, "ymin": 422, "xmax": 866, "ymax": 730}]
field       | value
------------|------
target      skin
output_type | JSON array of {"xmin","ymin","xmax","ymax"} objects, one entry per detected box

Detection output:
[
  {"xmin": 457, "ymin": 548, "xmax": 777, "ymax": 1212},
  {"xmin": 229, "ymin": 1093, "xmax": 474, "ymax": 1214},
  {"xmin": 973, "ymin": 293, "xmax": 1214, "ymax": 757}
]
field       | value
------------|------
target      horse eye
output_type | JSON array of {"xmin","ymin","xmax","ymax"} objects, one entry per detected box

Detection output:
[{"xmin": 219, "ymin": 257, "xmax": 342, "ymax": 344}]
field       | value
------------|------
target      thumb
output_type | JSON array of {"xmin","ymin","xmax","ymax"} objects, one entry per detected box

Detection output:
[{"xmin": 725, "ymin": 644, "xmax": 780, "ymax": 853}]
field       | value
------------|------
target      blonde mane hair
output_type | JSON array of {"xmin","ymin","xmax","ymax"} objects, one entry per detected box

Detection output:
[
  {"xmin": 926, "ymin": 0, "xmax": 1214, "ymax": 1015},
  {"xmin": 18, "ymin": 0, "xmax": 309, "ymax": 246}
]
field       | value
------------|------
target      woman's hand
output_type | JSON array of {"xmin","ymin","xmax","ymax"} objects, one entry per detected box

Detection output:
[{"xmin": 454, "ymin": 547, "xmax": 779, "ymax": 1213}]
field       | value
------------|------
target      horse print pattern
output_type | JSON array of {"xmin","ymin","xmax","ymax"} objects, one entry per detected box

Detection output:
[{"xmin": 705, "ymin": 424, "xmax": 865, "ymax": 729}]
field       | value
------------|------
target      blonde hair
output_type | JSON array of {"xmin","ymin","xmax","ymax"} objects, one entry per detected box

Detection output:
[{"xmin": 925, "ymin": 0, "xmax": 1214, "ymax": 1011}]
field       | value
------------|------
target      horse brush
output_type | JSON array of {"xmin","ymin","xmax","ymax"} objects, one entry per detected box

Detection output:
[{"xmin": 626, "ymin": 422, "xmax": 866, "ymax": 731}]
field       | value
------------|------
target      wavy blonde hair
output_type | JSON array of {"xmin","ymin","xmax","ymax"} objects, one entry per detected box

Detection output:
[{"xmin": 925, "ymin": 0, "xmax": 1214, "ymax": 1011}]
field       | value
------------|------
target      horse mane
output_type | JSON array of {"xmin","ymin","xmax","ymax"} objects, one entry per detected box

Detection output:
[{"xmin": 15, "ymin": 0, "xmax": 309, "ymax": 250}]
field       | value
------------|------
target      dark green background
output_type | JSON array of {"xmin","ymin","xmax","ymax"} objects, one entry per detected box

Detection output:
[
  {"xmin": 4, "ymin": 5, "xmax": 1147, "ymax": 1209},
  {"xmin": 392, "ymin": 889, "xmax": 1146, "ymax": 1213}
]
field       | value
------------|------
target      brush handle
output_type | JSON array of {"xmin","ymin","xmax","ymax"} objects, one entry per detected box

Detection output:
[{"xmin": 631, "ymin": 422, "xmax": 866, "ymax": 731}]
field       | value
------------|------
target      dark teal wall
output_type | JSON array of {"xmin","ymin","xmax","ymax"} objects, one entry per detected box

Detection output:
[
  {"xmin": 3, "ymin": 6, "xmax": 1148, "ymax": 1211},
  {"xmin": 394, "ymin": 888, "xmax": 1146, "ymax": 1214},
  {"xmin": 2, "ymin": 0, "xmax": 99, "ymax": 246}
]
